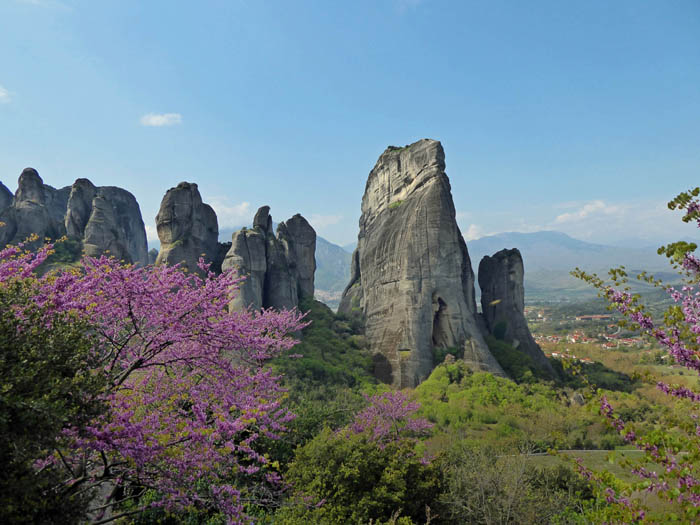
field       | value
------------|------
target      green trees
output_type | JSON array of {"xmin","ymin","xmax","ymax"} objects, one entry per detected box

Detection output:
[
  {"xmin": 0, "ymin": 277, "xmax": 106, "ymax": 523},
  {"xmin": 277, "ymin": 429, "xmax": 440, "ymax": 524}
]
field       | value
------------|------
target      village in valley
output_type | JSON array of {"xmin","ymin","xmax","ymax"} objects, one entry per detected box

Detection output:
[{"xmin": 523, "ymin": 305, "xmax": 672, "ymax": 369}]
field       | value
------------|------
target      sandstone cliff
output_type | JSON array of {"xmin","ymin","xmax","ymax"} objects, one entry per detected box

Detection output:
[
  {"xmin": 0, "ymin": 168, "xmax": 147, "ymax": 265},
  {"xmin": 478, "ymin": 248, "xmax": 554, "ymax": 375},
  {"xmin": 338, "ymin": 139, "xmax": 505, "ymax": 387},
  {"xmin": 154, "ymin": 182, "xmax": 220, "ymax": 273},
  {"xmin": 222, "ymin": 206, "xmax": 316, "ymax": 311}
]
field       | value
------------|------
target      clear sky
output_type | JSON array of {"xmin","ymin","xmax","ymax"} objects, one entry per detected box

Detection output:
[{"xmin": 1, "ymin": 0, "xmax": 699, "ymax": 248}]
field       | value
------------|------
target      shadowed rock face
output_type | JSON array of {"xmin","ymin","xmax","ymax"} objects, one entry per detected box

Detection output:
[
  {"xmin": 82, "ymin": 189, "xmax": 149, "ymax": 265},
  {"xmin": 0, "ymin": 168, "xmax": 147, "ymax": 264},
  {"xmin": 155, "ymin": 182, "xmax": 219, "ymax": 273},
  {"xmin": 0, "ymin": 182, "xmax": 12, "ymax": 212},
  {"xmin": 338, "ymin": 139, "xmax": 505, "ymax": 388},
  {"xmin": 479, "ymin": 248, "xmax": 554, "ymax": 375},
  {"xmin": 222, "ymin": 206, "xmax": 316, "ymax": 311}
]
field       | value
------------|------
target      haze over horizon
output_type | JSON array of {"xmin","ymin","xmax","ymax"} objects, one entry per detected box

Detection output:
[{"xmin": 1, "ymin": 0, "xmax": 698, "ymax": 247}]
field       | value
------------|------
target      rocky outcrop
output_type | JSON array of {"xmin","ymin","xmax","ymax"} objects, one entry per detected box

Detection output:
[
  {"xmin": 154, "ymin": 182, "xmax": 219, "ymax": 273},
  {"xmin": 338, "ymin": 139, "xmax": 505, "ymax": 388},
  {"xmin": 478, "ymin": 248, "xmax": 554, "ymax": 375},
  {"xmin": 81, "ymin": 189, "xmax": 148, "ymax": 265},
  {"xmin": 0, "ymin": 168, "xmax": 148, "ymax": 265},
  {"xmin": 0, "ymin": 168, "xmax": 68, "ymax": 249},
  {"xmin": 0, "ymin": 182, "xmax": 11, "ymax": 212},
  {"xmin": 222, "ymin": 206, "xmax": 316, "ymax": 311},
  {"xmin": 278, "ymin": 214, "xmax": 316, "ymax": 300}
]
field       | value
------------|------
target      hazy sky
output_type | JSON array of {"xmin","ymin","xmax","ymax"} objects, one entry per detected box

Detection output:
[{"xmin": 1, "ymin": 0, "xmax": 699, "ymax": 247}]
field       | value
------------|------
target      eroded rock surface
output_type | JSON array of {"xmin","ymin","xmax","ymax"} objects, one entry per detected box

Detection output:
[
  {"xmin": 82, "ymin": 188, "xmax": 148, "ymax": 265},
  {"xmin": 0, "ymin": 168, "xmax": 147, "ymax": 264},
  {"xmin": 222, "ymin": 206, "xmax": 316, "ymax": 311},
  {"xmin": 338, "ymin": 139, "xmax": 504, "ymax": 387},
  {"xmin": 478, "ymin": 248, "xmax": 554, "ymax": 375},
  {"xmin": 0, "ymin": 182, "xmax": 12, "ymax": 212},
  {"xmin": 155, "ymin": 182, "xmax": 219, "ymax": 273}
]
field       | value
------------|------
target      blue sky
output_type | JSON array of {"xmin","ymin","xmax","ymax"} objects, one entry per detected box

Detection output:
[{"xmin": 1, "ymin": 0, "xmax": 699, "ymax": 247}]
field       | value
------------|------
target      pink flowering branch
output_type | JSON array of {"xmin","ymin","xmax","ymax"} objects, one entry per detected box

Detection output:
[{"xmin": 0, "ymin": 246, "xmax": 308, "ymax": 522}]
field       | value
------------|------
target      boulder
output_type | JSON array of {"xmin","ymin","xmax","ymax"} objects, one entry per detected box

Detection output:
[
  {"xmin": 478, "ymin": 248, "xmax": 554, "ymax": 375},
  {"xmin": 155, "ymin": 182, "xmax": 219, "ymax": 273},
  {"xmin": 338, "ymin": 139, "xmax": 505, "ymax": 387}
]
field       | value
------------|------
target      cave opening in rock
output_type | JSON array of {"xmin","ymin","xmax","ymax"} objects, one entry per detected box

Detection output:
[{"xmin": 432, "ymin": 296, "xmax": 450, "ymax": 349}]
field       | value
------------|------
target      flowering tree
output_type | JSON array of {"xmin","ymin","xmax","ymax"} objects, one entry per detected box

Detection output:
[
  {"xmin": 349, "ymin": 390, "xmax": 433, "ymax": 447},
  {"xmin": 573, "ymin": 188, "xmax": 700, "ymax": 523},
  {"xmin": 0, "ymin": 241, "xmax": 306, "ymax": 524}
]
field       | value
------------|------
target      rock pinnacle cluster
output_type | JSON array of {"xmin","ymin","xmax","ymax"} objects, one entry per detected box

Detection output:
[{"xmin": 0, "ymin": 168, "xmax": 148, "ymax": 265}]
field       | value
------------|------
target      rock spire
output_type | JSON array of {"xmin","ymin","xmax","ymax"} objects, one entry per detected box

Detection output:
[
  {"xmin": 221, "ymin": 206, "xmax": 316, "ymax": 311},
  {"xmin": 478, "ymin": 248, "xmax": 554, "ymax": 375},
  {"xmin": 338, "ymin": 139, "xmax": 504, "ymax": 387}
]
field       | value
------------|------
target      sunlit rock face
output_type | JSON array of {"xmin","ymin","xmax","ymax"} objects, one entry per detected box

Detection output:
[
  {"xmin": 0, "ymin": 168, "xmax": 147, "ymax": 265},
  {"xmin": 222, "ymin": 206, "xmax": 316, "ymax": 311},
  {"xmin": 339, "ymin": 139, "xmax": 505, "ymax": 388},
  {"xmin": 479, "ymin": 248, "xmax": 554, "ymax": 376},
  {"xmin": 155, "ymin": 182, "xmax": 219, "ymax": 273}
]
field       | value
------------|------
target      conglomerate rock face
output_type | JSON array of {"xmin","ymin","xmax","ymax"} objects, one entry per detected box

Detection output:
[
  {"xmin": 478, "ymin": 248, "xmax": 554, "ymax": 375},
  {"xmin": 0, "ymin": 168, "xmax": 147, "ymax": 265},
  {"xmin": 222, "ymin": 206, "xmax": 316, "ymax": 311},
  {"xmin": 338, "ymin": 139, "xmax": 505, "ymax": 388},
  {"xmin": 155, "ymin": 182, "xmax": 219, "ymax": 273}
]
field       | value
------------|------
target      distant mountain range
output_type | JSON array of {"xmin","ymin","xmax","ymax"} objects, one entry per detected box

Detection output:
[
  {"xmin": 467, "ymin": 231, "xmax": 682, "ymax": 302},
  {"xmin": 153, "ymin": 228, "xmax": 684, "ymax": 308},
  {"xmin": 329, "ymin": 231, "xmax": 685, "ymax": 305}
]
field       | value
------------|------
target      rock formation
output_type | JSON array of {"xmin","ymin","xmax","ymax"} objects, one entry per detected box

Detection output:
[
  {"xmin": 0, "ymin": 181, "xmax": 13, "ymax": 213},
  {"xmin": 478, "ymin": 248, "xmax": 554, "ymax": 376},
  {"xmin": 221, "ymin": 206, "xmax": 316, "ymax": 311},
  {"xmin": 81, "ymin": 189, "xmax": 149, "ymax": 265},
  {"xmin": 154, "ymin": 182, "xmax": 220, "ymax": 273},
  {"xmin": 0, "ymin": 168, "xmax": 148, "ymax": 265},
  {"xmin": 338, "ymin": 139, "xmax": 505, "ymax": 388}
]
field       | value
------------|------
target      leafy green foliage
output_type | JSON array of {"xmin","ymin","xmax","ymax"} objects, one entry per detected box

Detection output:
[
  {"xmin": 272, "ymin": 298, "xmax": 374, "ymax": 389},
  {"xmin": 432, "ymin": 345, "xmax": 462, "ymax": 365},
  {"xmin": 438, "ymin": 443, "xmax": 593, "ymax": 524},
  {"xmin": 0, "ymin": 280, "xmax": 106, "ymax": 524},
  {"xmin": 485, "ymin": 335, "xmax": 539, "ymax": 383},
  {"xmin": 415, "ymin": 362, "xmax": 619, "ymax": 451},
  {"xmin": 276, "ymin": 428, "xmax": 440, "ymax": 524}
]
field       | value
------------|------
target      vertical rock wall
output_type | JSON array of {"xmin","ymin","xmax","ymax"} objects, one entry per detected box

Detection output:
[
  {"xmin": 154, "ymin": 182, "xmax": 220, "ymax": 273},
  {"xmin": 478, "ymin": 248, "xmax": 554, "ymax": 375},
  {"xmin": 338, "ymin": 139, "xmax": 505, "ymax": 387}
]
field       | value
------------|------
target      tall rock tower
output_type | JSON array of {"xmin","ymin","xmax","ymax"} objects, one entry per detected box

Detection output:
[
  {"xmin": 338, "ymin": 139, "xmax": 504, "ymax": 387},
  {"xmin": 479, "ymin": 248, "xmax": 554, "ymax": 376},
  {"xmin": 155, "ymin": 182, "xmax": 220, "ymax": 274}
]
